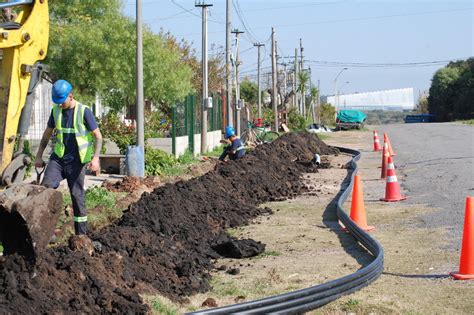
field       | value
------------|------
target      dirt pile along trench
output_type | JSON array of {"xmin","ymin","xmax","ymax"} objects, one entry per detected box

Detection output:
[{"xmin": 0, "ymin": 132, "xmax": 338, "ymax": 313}]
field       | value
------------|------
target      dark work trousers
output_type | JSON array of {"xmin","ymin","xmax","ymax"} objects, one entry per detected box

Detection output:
[{"xmin": 42, "ymin": 158, "xmax": 87, "ymax": 235}]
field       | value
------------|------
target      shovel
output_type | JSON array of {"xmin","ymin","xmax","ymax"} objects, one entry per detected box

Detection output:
[{"xmin": 34, "ymin": 160, "xmax": 46, "ymax": 185}]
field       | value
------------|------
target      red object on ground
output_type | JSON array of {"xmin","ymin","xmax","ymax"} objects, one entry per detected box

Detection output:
[
  {"xmin": 348, "ymin": 175, "xmax": 374, "ymax": 231},
  {"xmin": 451, "ymin": 197, "xmax": 474, "ymax": 280},
  {"xmin": 381, "ymin": 156, "xmax": 406, "ymax": 202},
  {"xmin": 384, "ymin": 133, "xmax": 396, "ymax": 156},
  {"xmin": 373, "ymin": 130, "xmax": 382, "ymax": 151},
  {"xmin": 381, "ymin": 141, "xmax": 390, "ymax": 179}
]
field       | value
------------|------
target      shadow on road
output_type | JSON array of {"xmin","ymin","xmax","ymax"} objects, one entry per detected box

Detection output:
[{"xmin": 383, "ymin": 272, "xmax": 450, "ymax": 279}]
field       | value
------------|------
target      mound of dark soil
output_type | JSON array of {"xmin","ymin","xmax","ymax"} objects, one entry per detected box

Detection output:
[{"xmin": 0, "ymin": 132, "xmax": 338, "ymax": 313}]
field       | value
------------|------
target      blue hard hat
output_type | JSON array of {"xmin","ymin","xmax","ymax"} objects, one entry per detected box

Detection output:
[
  {"xmin": 224, "ymin": 126, "xmax": 235, "ymax": 139},
  {"xmin": 52, "ymin": 80, "xmax": 73, "ymax": 104}
]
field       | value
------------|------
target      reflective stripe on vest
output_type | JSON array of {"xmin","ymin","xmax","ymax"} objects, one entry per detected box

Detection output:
[
  {"xmin": 73, "ymin": 216, "xmax": 88, "ymax": 223},
  {"xmin": 53, "ymin": 102, "xmax": 94, "ymax": 164},
  {"xmin": 235, "ymin": 146, "xmax": 246, "ymax": 151}
]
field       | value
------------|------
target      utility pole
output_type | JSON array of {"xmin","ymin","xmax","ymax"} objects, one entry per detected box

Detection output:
[
  {"xmin": 317, "ymin": 78, "xmax": 321, "ymax": 123},
  {"xmin": 254, "ymin": 42, "xmax": 265, "ymax": 119},
  {"xmin": 136, "ymin": 0, "xmax": 145, "ymax": 176},
  {"xmin": 196, "ymin": 1, "xmax": 213, "ymax": 154},
  {"xmin": 294, "ymin": 48, "xmax": 299, "ymax": 114},
  {"xmin": 282, "ymin": 63, "xmax": 288, "ymax": 98},
  {"xmin": 231, "ymin": 29, "xmax": 244, "ymax": 136},
  {"xmin": 225, "ymin": 0, "xmax": 232, "ymax": 127},
  {"xmin": 308, "ymin": 66, "xmax": 315, "ymax": 121},
  {"xmin": 333, "ymin": 67, "xmax": 348, "ymax": 122},
  {"xmin": 299, "ymin": 38, "xmax": 305, "ymax": 117},
  {"xmin": 271, "ymin": 27, "xmax": 278, "ymax": 131}
]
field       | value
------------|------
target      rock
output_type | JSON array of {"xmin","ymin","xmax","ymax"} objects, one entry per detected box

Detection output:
[
  {"xmin": 202, "ymin": 297, "xmax": 218, "ymax": 307},
  {"xmin": 226, "ymin": 268, "xmax": 240, "ymax": 275},
  {"xmin": 68, "ymin": 235, "xmax": 94, "ymax": 256}
]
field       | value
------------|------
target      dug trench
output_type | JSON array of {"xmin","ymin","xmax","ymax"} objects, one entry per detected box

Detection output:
[{"xmin": 0, "ymin": 132, "xmax": 338, "ymax": 313}]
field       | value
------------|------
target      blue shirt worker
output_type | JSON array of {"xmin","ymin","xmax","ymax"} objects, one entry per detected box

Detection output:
[
  {"xmin": 219, "ymin": 126, "xmax": 246, "ymax": 161},
  {"xmin": 34, "ymin": 80, "xmax": 103, "ymax": 235}
]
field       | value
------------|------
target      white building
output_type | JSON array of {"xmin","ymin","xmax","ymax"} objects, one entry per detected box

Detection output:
[{"xmin": 327, "ymin": 88, "xmax": 415, "ymax": 111}]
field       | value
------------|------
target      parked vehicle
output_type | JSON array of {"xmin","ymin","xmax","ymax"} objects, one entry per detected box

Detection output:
[
  {"xmin": 404, "ymin": 114, "xmax": 436, "ymax": 123},
  {"xmin": 336, "ymin": 110, "xmax": 367, "ymax": 130}
]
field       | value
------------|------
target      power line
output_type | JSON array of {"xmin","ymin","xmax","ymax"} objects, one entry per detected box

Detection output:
[
  {"xmin": 237, "ymin": 1, "xmax": 346, "ymax": 12},
  {"xmin": 171, "ymin": 0, "xmax": 225, "ymax": 24},
  {"xmin": 248, "ymin": 7, "xmax": 474, "ymax": 30},
  {"xmin": 305, "ymin": 58, "xmax": 469, "ymax": 68},
  {"xmin": 144, "ymin": 9, "xmax": 191, "ymax": 23},
  {"xmin": 238, "ymin": 57, "xmax": 468, "ymax": 76},
  {"xmin": 232, "ymin": 0, "xmax": 261, "ymax": 44},
  {"xmin": 173, "ymin": 7, "xmax": 472, "ymax": 40}
]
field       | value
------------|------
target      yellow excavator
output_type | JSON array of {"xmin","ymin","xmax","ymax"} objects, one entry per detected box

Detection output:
[{"xmin": 0, "ymin": 0, "xmax": 62, "ymax": 263}]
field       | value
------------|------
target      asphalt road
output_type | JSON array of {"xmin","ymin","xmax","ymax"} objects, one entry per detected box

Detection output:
[{"xmin": 377, "ymin": 122, "xmax": 474, "ymax": 243}]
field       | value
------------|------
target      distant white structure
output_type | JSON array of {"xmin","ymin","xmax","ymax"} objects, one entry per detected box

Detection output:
[{"xmin": 327, "ymin": 88, "xmax": 415, "ymax": 111}]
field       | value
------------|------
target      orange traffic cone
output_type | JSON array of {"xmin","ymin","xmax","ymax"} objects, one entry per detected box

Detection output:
[
  {"xmin": 373, "ymin": 130, "xmax": 382, "ymax": 151},
  {"xmin": 381, "ymin": 156, "xmax": 406, "ymax": 202},
  {"xmin": 384, "ymin": 133, "xmax": 396, "ymax": 157},
  {"xmin": 450, "ymin": 197, "xmax": 474, "ymax": 280},
  {"xmin": 348, "ymin": 175, "xmax": 374, "ymax": 231},
  {"xmin": 380, "ymin": 141, "xmax": 390, "ymax": 179}
]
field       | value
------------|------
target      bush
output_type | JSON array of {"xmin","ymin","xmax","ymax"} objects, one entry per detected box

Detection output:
[
  {"xmin": 145, "ymin": 147, "xmax": 177, "ymax": 176},
  {"xmin": 250, "ymin": 106, "xmax": 275, "ymax": 126},
  {"xmin": 144, "ymin": 110, "xmax": 170, "ymax": 139},
  {"xmin": 287, "ymin": 108, "xmax": 307, "ymax": 130},
  {"xmin": 98, "ymin": 112, "xmax": 135, "ymax": 154},
  {"xmin": 99, "ymin": 111, "xmax": 171, "ymax": 154},
  {"xmin": 177, "ymin": 149, "xmax": 197, "ymax": 165},
  {"xmin": 318, "ymin": 102, "xmax": 336, "ymax": 126}
]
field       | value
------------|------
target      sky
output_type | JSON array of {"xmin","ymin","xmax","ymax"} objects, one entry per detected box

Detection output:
[{"xmin": 123, "ymin": 0, "xmax": 473, "ymax": 98}]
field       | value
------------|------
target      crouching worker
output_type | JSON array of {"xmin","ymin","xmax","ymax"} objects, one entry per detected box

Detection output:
[
  {"xmin": 219, "ymin": 126, "xmax": 246, "ymax": 161},
  {"xmin": 34, "ymin": 80, "xmax": 102, "ymax": 236}
]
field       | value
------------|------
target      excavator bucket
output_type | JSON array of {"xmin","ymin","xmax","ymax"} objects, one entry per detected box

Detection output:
[{"xmin": 0, "ymin": 184, "xmax": 62, "ymax": 263}]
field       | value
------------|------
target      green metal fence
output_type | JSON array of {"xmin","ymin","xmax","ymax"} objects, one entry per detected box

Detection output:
[{"xmin": 172, "ymin": 94, "xmax": 223, "ymax": 155}]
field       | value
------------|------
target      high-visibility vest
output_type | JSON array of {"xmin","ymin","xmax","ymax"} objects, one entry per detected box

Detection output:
[{"xmin": 52, "ymin": 102, "xmax": 94, "ymax": 164}]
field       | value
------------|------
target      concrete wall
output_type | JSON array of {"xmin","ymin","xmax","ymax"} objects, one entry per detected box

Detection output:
[
  {"xmin": 103, "ymin": 129, "xmax": 222, "ymax": 158},
  {"xmin": 192, "ymin": 130, "xmax": 222, "ymax": 156}
]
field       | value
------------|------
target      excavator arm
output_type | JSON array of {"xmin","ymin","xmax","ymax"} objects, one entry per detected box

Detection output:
[
  {"xmin": 0, "ymin": 0, "xmax": 49, "ymax": 186},
  {"xmin": 0, "ymin": 1, "xmax": 62, "ymax": 263}
]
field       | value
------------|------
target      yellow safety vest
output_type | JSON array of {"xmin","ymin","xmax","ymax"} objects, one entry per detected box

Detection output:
[{"xmin": 52, "ymin": 102, "xmax": 94, "ymax": 164}]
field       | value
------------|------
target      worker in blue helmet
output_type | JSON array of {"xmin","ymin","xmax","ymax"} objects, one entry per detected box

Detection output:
[
  {"xmin": 219, "ymin": 126, "xmax": 246, "ymax": 161},
  {"xmin": 34, "ymin": 80, "xmax": 103, "ymax": 236}
]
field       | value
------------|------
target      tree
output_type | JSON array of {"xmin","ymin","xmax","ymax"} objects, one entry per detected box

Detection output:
[
  {"xmin": 296, "ymin": 71, "xmax": 310, "ymax": 116},
  {"xmin": 318, "ymin": 102, "xmax": 336, "ymax": 126},
  {"xmin": 416, "ymin": 93, "xmax": 429, "ymax": 114},
  {"xmin": 297, "ymin": 71, "xmax": 310, "ymax": 94},
  {"xmin": 239, "ymin": 80, "xmax": 258, "ymax": 105},
  {"xmin": 428, "ymin": 58, "xmax": 474, "ymax": 121},
  {"xmin": 308, "ymin": 87, "xmax": 319, "ymax": 121},
  {"xmin": 161, "ymin": 33, "xmax": 225, "ymax": 97},
  {"xmin": 428, "ymin": 66, "xmax": 461, "ymax": 121},
  {"xmin": 46, "ymin": 1, "xmax": 193, "ymax": 109}
]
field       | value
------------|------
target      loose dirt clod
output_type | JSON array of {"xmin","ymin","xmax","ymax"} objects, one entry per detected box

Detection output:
[{"xmin": 0, "ymin": 132, "xmax": 337, "ymax": 313}]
